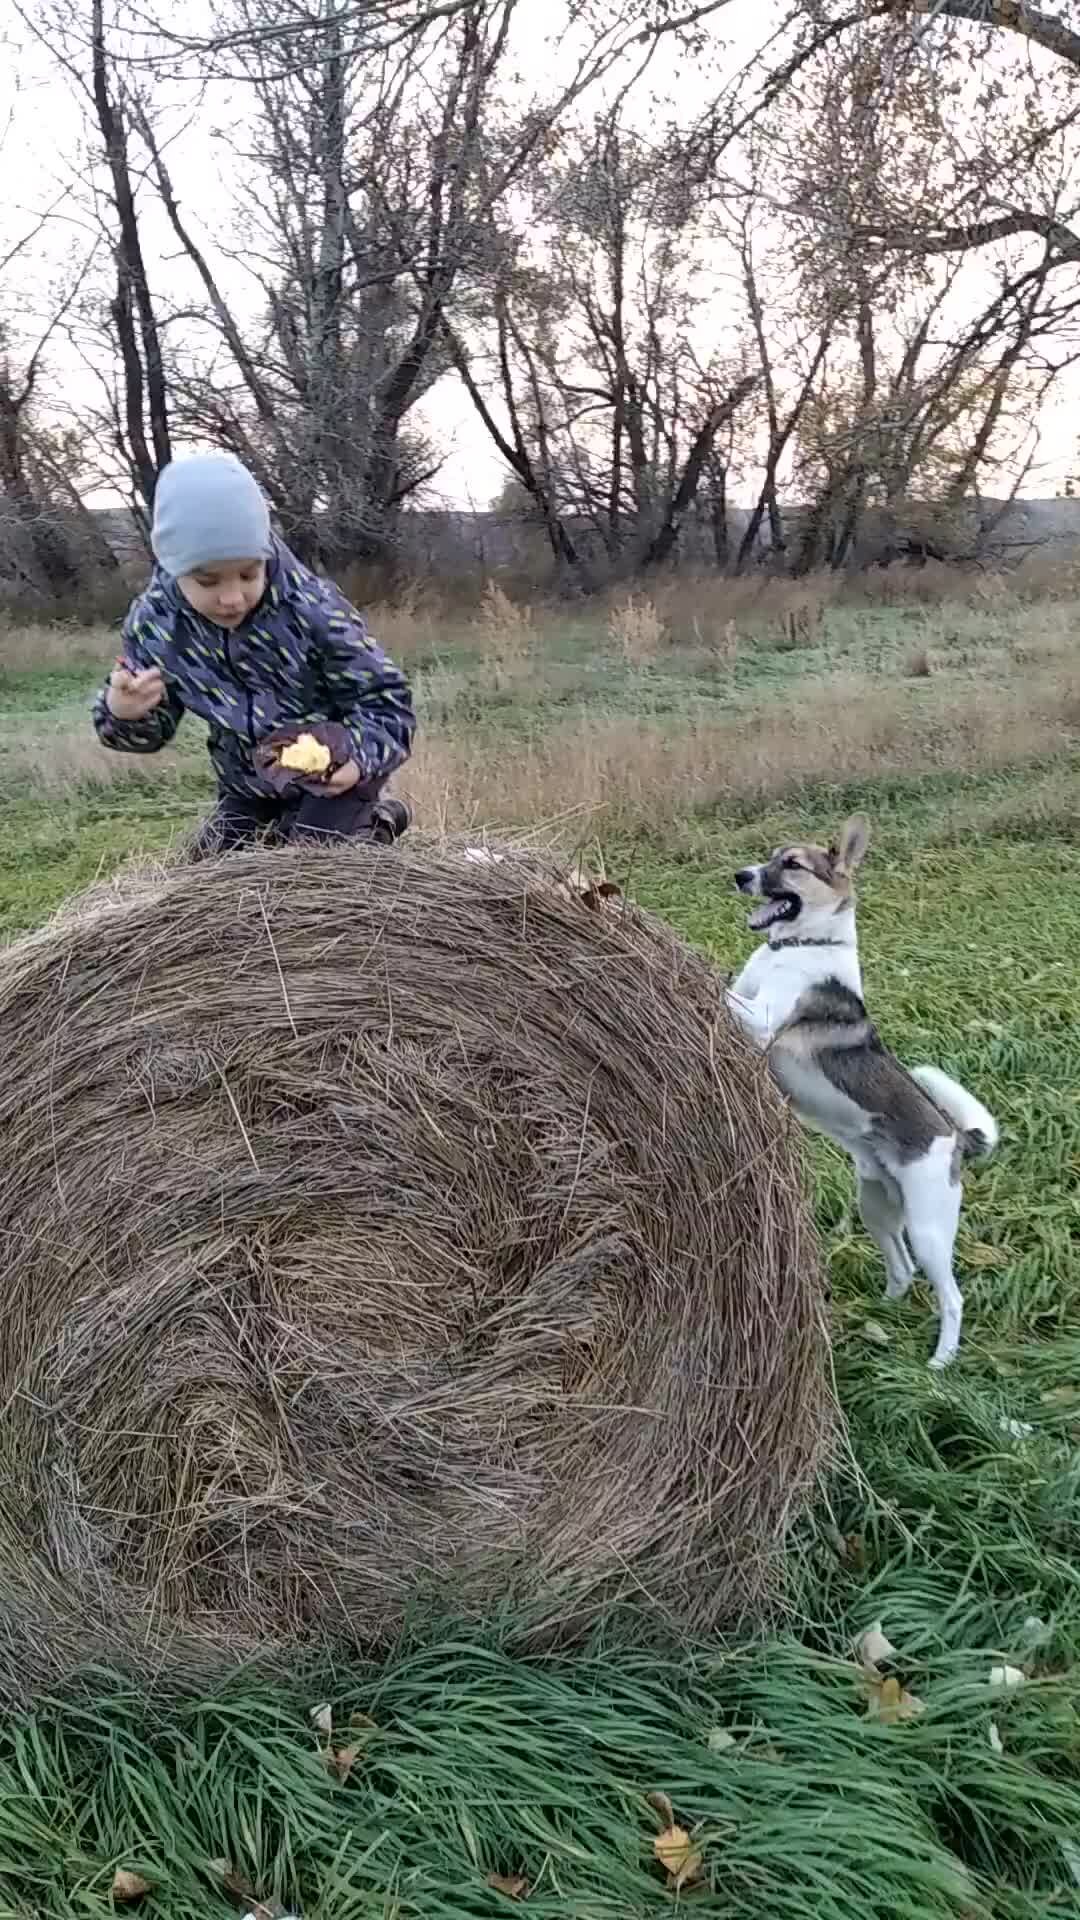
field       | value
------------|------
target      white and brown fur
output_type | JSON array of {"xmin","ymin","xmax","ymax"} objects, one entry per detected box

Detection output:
[{"xmin": 725, "ymin": 815, "xmax": 998, "ymax": 1369}]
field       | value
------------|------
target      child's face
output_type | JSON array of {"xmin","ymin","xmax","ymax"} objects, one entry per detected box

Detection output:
[{"xmin": 178, "ymin": 558, "xmax": 267, "ymax": 628}]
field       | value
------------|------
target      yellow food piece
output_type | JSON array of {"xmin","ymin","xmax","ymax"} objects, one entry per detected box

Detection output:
[{"xmin": 279, "ymin": 732, "xmax": 332, "ymax": 776}]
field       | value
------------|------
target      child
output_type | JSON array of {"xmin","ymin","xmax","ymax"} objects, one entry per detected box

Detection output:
[{"xmin": 93, "ymin": 453, "xmax": 415, "ymax": 851}]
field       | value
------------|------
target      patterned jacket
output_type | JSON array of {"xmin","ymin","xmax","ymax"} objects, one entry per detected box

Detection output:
[{"xmin": 93, "ymin": 537, "xmax": 415, "ymax": 799}]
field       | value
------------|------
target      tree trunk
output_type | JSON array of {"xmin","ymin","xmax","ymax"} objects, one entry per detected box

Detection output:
[
  {"xmin": 638, "ymin": 375, "xmax": 759, "ymax": 571},
  {"xmin": 707, "ymin": 456, "xmax": 729, "ymax": 568},
  {"xmin": 441, "ymin": 315, "xmax": 586, "ymax": 582},
  {"xmin": 737, "ymin": 333, "xmax": 831, "ymax": 570},
  {"xmin": 91, "ymin": 0, "xmax": 171, "ymax": 506}
]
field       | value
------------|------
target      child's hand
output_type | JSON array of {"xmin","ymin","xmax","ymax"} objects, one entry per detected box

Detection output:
[
  {"xmin": 324, "ymin": 759, "xmax": 360, "ymax": 794},
  {"xmin": 107, "ymin": 662, "xmax": 166, "ymax": 721}
]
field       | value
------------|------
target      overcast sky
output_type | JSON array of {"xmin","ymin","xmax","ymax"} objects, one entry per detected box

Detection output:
[{"xmin": 2, "ymin": 0, "xmax": 1078, "ymax": 508}]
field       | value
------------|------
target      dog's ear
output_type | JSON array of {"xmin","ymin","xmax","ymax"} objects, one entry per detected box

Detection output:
[{"xmin": 833, "ymin": 814, "xmax": 870, "ymax": 876}]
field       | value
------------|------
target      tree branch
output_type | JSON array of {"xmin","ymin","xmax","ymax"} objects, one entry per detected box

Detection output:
[
  {"xmin": 134, "ymin": 100, "xmax": 290, "ymax": 459},
  {"xmin": 880, "ymin": 0, "xmax": 1080, "ymax": 72},
  {"xmin": 855, "ymin": 208, "xmax": 1080, "ymax": 260}
]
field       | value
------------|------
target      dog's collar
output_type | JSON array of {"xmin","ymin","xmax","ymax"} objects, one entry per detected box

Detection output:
[{"xmin": 767, "ymin": 935, "xmax": 854, "ymax": 950}]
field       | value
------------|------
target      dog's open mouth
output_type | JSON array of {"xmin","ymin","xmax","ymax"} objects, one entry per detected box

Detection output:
[{"xmin": 748, "ymin": 891, "xmax": 799, "ymax": 932}]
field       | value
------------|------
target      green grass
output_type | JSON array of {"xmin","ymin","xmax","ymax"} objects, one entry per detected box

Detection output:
[
  {"xmin": 0, "ymin": 660, "xmax": 210, "ymax": 935},
  {"xmin": 3, "ymin": 607, "xmax": 1080, "ymax": 1914},
  {"xmin": 2, "ymin": 1636, "xmax": 1078, "ymax": 1916},
  {"xmin": 0, "ymin": 784, "xmax": 207, "ymax": 938}
]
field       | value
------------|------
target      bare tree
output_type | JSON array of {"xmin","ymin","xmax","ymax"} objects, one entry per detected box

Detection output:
[
  {"xmin": 444, "ymin": 283, "xmax": 589, "ymax": 578},
  {"xmin": 91, "ymin": 0, "xmax": 172, "ymax": 507},
  {"xmin": 19, "ymin": 0, "xmax": 750, "ymax": 573},
  {"xmin": 148, "ymin": 0, "xmax": 516, "ymax": 564},
  {"xmin": 880, "ymin": 0, "xmax": 1080, "ymax": 75},
  {"xmin": 14, "ymin": 0, "xmax": 1080, "ymax": 599},
  {"xmin": 113, "ymin": 0, "xmax": 748, "ymax": 79},
  {"xmin": 772, "ymin": 0, "xmax": 1080, "ymax": 271},
  {"xmin": 0, "ymin": 179, "xmax": 118, "ymax": 596},
  {"xmin": 729, "ymin": 14, "xmax": 1080, "ymax": 569},
  {"xmin": 725, "ymin": 146, "xmax": 841, "ymax": 569},
  {"xmin": 16, "ymin": 0, "xmax": 176, "ymax": 519},
  {"xmin": 450, "ymin": 107, "xmax": 759, "ymax": 583},
  {"xmin": 0, "ymin": 339, "xmax": 84, "ymax": 593},
  {"xmin": 112, "ymin": 0, "xmax": 701, "ymax": 567}
]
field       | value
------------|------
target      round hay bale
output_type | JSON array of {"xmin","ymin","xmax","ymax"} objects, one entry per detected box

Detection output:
[{"xmin": 0, "ymin": 842, "xmax": 830, "ymax": 1697}]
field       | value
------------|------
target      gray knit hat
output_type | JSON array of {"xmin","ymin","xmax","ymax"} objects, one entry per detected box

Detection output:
[{"xmin": 151, "ymin": 454, "xmax": 272, "ymax": 578}]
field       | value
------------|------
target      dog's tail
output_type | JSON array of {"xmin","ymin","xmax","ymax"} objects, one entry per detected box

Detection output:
[{"xmin": 911, "ymin": 1064, "xmax": 999, "ymax": 1160}]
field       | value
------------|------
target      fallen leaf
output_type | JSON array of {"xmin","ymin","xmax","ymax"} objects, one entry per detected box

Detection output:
[
  {"xmin": 989, "ymin": 1663, "xmax": 1025, "ymax": 1690},
  {"xmin": 646, "ymin": 1790, "xmax": 674, "ymax": 1826},
  {"xmin": 214, "ymin": 1862, "xmax": 259, "ymax": 1901},
  {"xmin": 325, "ymin": 1744, "xmax": 360, "ymax": 1783},
  {"xmin": 857, "ymin": 1622, "xmax": 898, "ymax": 1670},
  {"xmin": 487, "ymin": 1873, "xmax": 529, "ymax": 1899},
  {"xmin": 824, "ymin": 1525, "xmax": 866, "ymax": 1567},
  {"xmin": 348, "ymin": 1710, "xmax": 378, "ymax": 1733},
  {"xmin": 861, "ymin": 1319, "xmax": 891, "ymax": 1348},
  {"xmin": 111, "ymin": 1871, "xmax": 151, "ymax": 1902},
  {"xmin": 998, "ymin": 1415, "xmax": 1034, "ymax": 1441},
  {"xmin": 988, "ymin": 1721, "xmax": 1004, "ymax": 1755},
  {"xmin": 865, "ymin": 1675, "xmax": 925, "ymax": 1724},
  {"xmin": 309, "ymin": 1701, "xmax": 333, "ymax": 1737},
  {"xmin": 212, "ymin": 1860, "xmax": 291, "ymax": 1917},
  {"xmin": 653, "ymin": 1824, "xmax": 703, "ymax": 1890},
  {"xmin": 707, "ymin": 1727, "xmax": 736, "ymax": 1752}
]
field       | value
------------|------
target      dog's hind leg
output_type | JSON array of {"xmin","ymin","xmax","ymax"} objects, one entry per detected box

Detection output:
[
  {"xmin": 898, "ymin": 1142, "xmax": 965, "ymax": 1370},
  {"xmin": 856, "ymin": 1169, "xmax": 914, "ymax": 1300}
]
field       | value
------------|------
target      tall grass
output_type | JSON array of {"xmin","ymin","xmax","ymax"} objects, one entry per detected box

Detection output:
[
  {"xmin": 8, "ymin": 633, "xmax": 1080, "ymax": 844},
  {"xmin": 401, "ymin": 666, "xmax": 1080, "ymax": 837},
  {"xmin": 607, "ymin": 592, "xmax": 666, "ymax": 662},
  {"xmin": 7, "ymin": 543, "xmax": 1080, "ymax": 678}
]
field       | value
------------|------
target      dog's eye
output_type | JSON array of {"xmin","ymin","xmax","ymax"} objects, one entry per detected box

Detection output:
[{"xmin": 781, "ymin": 856, "xmax": 803, "ymax": 873}]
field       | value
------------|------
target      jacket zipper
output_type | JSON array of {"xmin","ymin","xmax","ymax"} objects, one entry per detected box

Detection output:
[{"xmin": 221, "ymin": 627, "xmax": 256, "ymax": 744}]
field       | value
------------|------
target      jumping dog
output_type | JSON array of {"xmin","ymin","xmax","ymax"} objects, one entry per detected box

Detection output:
[{"xmin": 725, "ymin": 815, "xmax": 998, "ymax": 1368}]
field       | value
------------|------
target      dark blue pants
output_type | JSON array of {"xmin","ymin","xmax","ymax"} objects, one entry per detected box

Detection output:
[{"xmin": 196, "ymin": 783, "xmax": 390, "ymax": 856}]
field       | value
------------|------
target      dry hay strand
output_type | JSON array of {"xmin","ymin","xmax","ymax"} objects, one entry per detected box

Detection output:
[{"xmin": 0, "ymin": 841, "xmax": 831, "ymax": 1698}]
